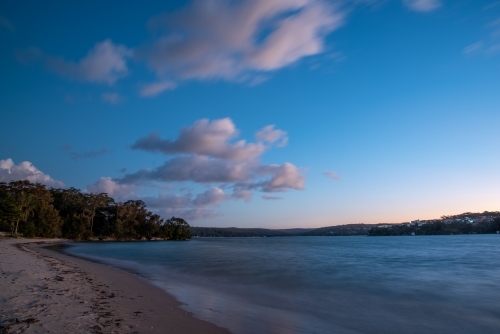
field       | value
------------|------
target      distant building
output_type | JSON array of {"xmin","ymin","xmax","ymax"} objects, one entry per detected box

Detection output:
[{"xmin": 411, "ymin": 220, "xmax": 423, "ymax": 227}]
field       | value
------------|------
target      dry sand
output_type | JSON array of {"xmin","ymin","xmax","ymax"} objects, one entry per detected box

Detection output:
[{"xmin": 0, "ymin": 238, "xmax": 231, "ymax": 334}]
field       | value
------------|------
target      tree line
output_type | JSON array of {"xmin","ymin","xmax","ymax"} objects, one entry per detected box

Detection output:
[
  {"xmin": 367, "ymin": 218, "xmax": 500, "ymax": 236},
  {"xmin": 0, "ymin": 180, "xmax": 191, "ymax": 240}
]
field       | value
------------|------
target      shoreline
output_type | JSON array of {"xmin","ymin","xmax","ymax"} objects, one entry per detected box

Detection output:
[{"xmin": 0, "ymin": 238, "xmax": 230, "ymax": 334}]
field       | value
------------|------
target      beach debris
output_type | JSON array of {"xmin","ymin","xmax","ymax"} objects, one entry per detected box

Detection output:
[
  {"xmin": 91, "ymin": 324, "xmax": 103, "ymax": 331},
  {"xmin": 23, "ymin": 317, "xmax": 39, "ymax": 325}
]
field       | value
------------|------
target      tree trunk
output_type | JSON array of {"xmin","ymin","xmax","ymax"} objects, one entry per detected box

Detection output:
[{"xmin": 14, "ymin": 221, "xmax": 19, "ymax": 237}]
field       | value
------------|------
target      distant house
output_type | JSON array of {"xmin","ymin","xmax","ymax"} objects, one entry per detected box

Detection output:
[{"xmin": 411, "ymin": 220, "xmax": 423, "ymax": 227}]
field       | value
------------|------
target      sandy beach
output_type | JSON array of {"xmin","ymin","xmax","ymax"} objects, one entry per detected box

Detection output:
[{"xmin": 0, "ymin": 238, "xmax": 230, "ymax": 334}]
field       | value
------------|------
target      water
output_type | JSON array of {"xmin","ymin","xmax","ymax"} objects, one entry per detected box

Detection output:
[{"xmin": 63, "ymin": 235, "xmax": 500, "ymax": 334}]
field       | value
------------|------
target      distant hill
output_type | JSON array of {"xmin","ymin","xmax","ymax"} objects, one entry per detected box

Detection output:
[
  {"xmin": 191, "ymin": 211, "xmax": 500, "ymax": 237},
  {"xmin": 190, "ymin": 225, "xmax": 370, "ymax": 237},
  {"xmin": 189, "ymin": 227, "xmax": 314, "ymax": 237}
]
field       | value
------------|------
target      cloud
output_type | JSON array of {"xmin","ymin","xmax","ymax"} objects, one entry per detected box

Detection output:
[
  {"xmin": 463, "ymin": 42, "xmax": 484, "ymax": 55},
  {"xmin": 231, "ymin": 188, "xmax": 253, "ymax": 202},
  {"xmin": 256, "ymin": 162, "xmax": 305, "ymax": 192},
  {"xmin": 193, "ymin": 187, "xmax": 226, "ymax": 205},
  {"xmin": 402, "ymin": 0, "xmax": 441, "ymax": 12},
  {"xmin": 158, "ymin": 207, "xmax": 221, "ymax": 220},
  {"xmin": 101, "ymin": 93, "xmax": 122, "ymax": 105},
  {"xmin": 15, "ymin": 47, "xmax": 43, "ymax": 65},
  {"xmin": 86, "ymin": 177, "xmax": 138, "ymax": 199},
  {"xmin": 94, "ymin": 118, "xmax": 304, "ymax": 220},
  {"xmin": 139, "ymin": 81, "xmax": 177, "ymax": 97},
  {"xmin": 142, "ymin": 0, "xmax": 344, "ymax": 88},
  {"xmin": 323, "ymin": 171, "xmax": 341, "ymax": 180},
  {"xmin": 463, "ymin": 18, "xmax": 500, "ymax": 58},
  {"xmin": 139, "ymin": 191, "xmax": 223, "ymax": 220},
  {"xmin": 255, "ymin": 125, "xmax": 288, "ymax": 147},
  {"xmin": 120, "ymin": 156, "xmax": 304, "ymax": 193},
  {"xmin": 132, "ymin": 118, "xmax": 266, "ymax": 161},
  {"xmin": 66, "ymin": 147, "xmax": 113, "ymax": 161},
  {"xmin": 0, "ymin": 16, "xmax": 14, "ymax": 32},
  {"xmin": 262, "ymin": 195, "xmax": 283, "ymax": 200},
  {"xmin": 0, "ymin": 158, "xmax": 65, "ymax": 188},
  {"xmin": 44, "ymin": 39, "xmax": 132, "ymax": 85},
  {"xmin": 120, "ymin": 155, "xmax": 253, "ymax": 184}
]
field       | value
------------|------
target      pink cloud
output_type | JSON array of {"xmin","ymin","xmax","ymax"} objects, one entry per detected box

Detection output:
[
  {"xmin": 132, "ymin": 118, "xmax": 266, "ymax": 161},
  {"xmin": 143, "ymin": 0, "xmax": 344, "ymax": 86}
]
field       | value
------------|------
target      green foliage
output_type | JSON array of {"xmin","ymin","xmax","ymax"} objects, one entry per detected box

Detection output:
[
  {"xmin": 0, "ymin": 180, "xmax": 191, "ymax": 240},
  {"xmin": 0, "ymin": 180, "xmax": 62, "ymax": 237},
  {"xmin": 0, "ymin": 191, "xmax": 22, "ymax": 232},
  {"xmin": 367, "ymin": 214, "xmax": 500, "ymax": 236}
]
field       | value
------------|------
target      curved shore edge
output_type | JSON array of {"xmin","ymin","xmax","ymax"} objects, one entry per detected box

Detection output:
[{"xmin": 0, "ymin": 238, "xmax": 231, "ymax": 334}]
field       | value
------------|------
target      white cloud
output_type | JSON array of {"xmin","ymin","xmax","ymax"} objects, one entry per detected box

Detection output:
[
  {"xmin": 144, "ymin": 0, "xmax": 344, "ymax": 87},
  {"xmin": 139, "ymin": 81, "xmax": 177, "ymax": 97},
  {"xmin": 0, "ymin": 158, "xmax": 65, "ymax": 188},
  {"xmin": 45, "ymin": 39, "xmax": 132, "ymax": 85},
  {"xmin": 403, "ymin": 0, "xmax": 441, "ymax": 12}
]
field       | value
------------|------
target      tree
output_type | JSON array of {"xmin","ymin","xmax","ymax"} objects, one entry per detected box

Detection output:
[
  {"xmin": 86, "ymin": 193, "xmax": 113, "ymax": 234},
  {"xmin": 0, "ymin": 194, "xmax": 22, "ymax": 234}
]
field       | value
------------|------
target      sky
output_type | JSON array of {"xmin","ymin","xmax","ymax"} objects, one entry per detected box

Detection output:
[{"xmin": 1, "ymin": 0, "xmax": 499, "ymax": 228}]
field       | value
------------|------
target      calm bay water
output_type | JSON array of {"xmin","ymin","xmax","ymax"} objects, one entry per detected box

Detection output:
[{"xmin": 63, "ymin": 235, "xmax": 500, "ymax": 334}]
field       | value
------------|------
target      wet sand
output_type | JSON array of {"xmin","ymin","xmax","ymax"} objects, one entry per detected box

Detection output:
[{"xmin": 0, "ymin": 238, "xmax": 231, "ymax": 334}]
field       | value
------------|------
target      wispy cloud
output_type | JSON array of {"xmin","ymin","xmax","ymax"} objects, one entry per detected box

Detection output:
[
  {"xmin": 463, "ymin": 42, "xmax": 484, "ymax": 55},
  {"xmin": 323, "ymin": 171, "xmax": 341, "ymax": 180},
  {"xmin": 139, "ymin": 0, "xmax": 345, "ymax": 94},
  {"xmin": 139, "ymin": 80, "xmax": 177, "ymax": 97},
  {"xmin": 255, "ymin": 125, "xmax": 288, "ymax": 147},
  {"xmin": 464, "ymin": 18, "xmax": 500, "ymax": 58},
  {"xmin": 101, "ymin": 93, "xmax": 122, "ymax": 105},
  {"xmin": 18, "ymin": 40, "xmax": 133, "ymax": 85},
  {"xmin": 262, "ymin": 195, "xmax": 284, "ymax": 200},
  {"xmin": 0, "ymin": 16, "xmax": 14, "ymax": 32},
  {"xmin": 46, "ymin": 40, "xmax": 132, "ymax": 84},
  {"xmin": 402, "ymin": 0, "xmax": 441, "ymax": 13},
  {"xmin": 64, "ymin": 147, "xmax": 113, "ymax": 161}
]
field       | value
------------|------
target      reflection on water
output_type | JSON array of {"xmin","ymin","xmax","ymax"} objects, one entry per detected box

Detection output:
[{"xmin": 64, "ymin": 235, "xmax": 500, "ymax": 334}]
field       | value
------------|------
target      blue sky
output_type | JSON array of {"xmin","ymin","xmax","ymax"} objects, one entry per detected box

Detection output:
[{"xmin": 1, "ymin": 0, "xmax": 499, "ymax": 227}]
